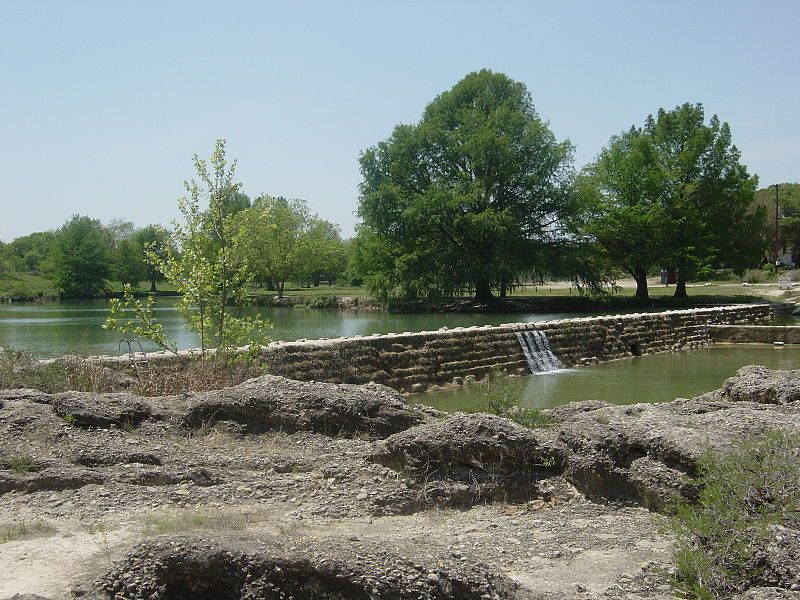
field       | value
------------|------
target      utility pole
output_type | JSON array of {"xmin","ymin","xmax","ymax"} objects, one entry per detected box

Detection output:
[{"xmin": 774, "ymin": 183, "xmax": 781, "ymax": 265}]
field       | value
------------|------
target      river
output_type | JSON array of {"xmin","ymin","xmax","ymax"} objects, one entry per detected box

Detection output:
[
  {"xmin": 415, "ymin": 345, "xmax": 800, "ymax": 411},
  {"xmin": 0, "ymin": 298, "xmax": 601, "ymax": 357}
]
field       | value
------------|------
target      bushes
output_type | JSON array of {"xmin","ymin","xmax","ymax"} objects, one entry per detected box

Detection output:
[
  {"xmin": 0, "ymin": 347, "xmax": 264, "ymax": 396},
  {"xmin": 669, "ymin": 430, "xmax": 800, "ymax": 599},
  {"xmin": 483, "ymin": 367, "xmax": 551, "ymax": 429},
  {"xmin": 0, "ymin": 349, "xmax": 124, "ymax": 393}
]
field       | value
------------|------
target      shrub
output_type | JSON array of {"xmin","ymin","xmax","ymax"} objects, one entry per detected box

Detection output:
[
  {"xmin": 2, "ymin": 455, "xmax": 38, "ymax": 474},
  {"xmin": 669, "ymin": 430, "xmax": 800, "ymax": 599},
  {"xmin": 131, "ymin": 352, "xmax": 264, "ymax": 396},
  {"xmin": 742, "ymin": 269, "xmax": 765, "ymax": 284},
  {"xmin": 0, "ymin": 349, "xmax": 123, "ymax": 394},
  {"xmin": 483, "ymin": 367, "xmax": 551, "ymax": 429}
]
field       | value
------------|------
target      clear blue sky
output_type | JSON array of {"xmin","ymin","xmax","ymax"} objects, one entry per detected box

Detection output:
[{"xmin": 1, "ymin": 1, "xmax": 798, "ymax": 242}]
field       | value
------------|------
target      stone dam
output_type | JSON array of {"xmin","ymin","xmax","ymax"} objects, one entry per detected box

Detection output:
[{"xmin": 98, "ymin": 304, "xmax": 774, "ymax": 392}]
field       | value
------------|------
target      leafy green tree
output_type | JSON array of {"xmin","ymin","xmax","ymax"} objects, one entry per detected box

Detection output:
[
  {"xmin": 233, "ymin": 196, "xmax": 311, "ymax": 298},
  {"xmin": 48, "ymin": 215, "xmax": 112, "ymax": 297},
  {"xmin": 134, "ymin": 225, "xmax": 171, "ymax": 292},
  {"xmin": 582, "ymin": 103, "xmax": 764, "ymax": 298},
  {"xmin": 106, "ymin": 140, "xmax": 269, "ymax": 353},
  {"xmin": 648, "ymin": 104, "xmax": 763, "ymax": 296},
  {"xmin": 297, "ymin": 218, "xmax": 347, "ymax": 287},
  {"xmin": 222, "ymin": 191, "xmax": 251, "ymax": 217},
  {"xmin": 754, "ymin": 183, "xmax": 800, "ymax": 264},
  {"xmin": 111, "ymin": 237, "xmax": 146, "ymax": 287},
  {"xmin": 356, "ymin": 69, "xmax": 577, "ymax": 303},
  {"xmin": 0, "ymin": 243, "xmax": 10, "ymax": 277},
  {"xmin": 578, "ymin": 126, "xmax": 670, "ymax": 299},
  {"xmin": 5, "ymin": 231, "xmax": 55, "ymax": 272}
]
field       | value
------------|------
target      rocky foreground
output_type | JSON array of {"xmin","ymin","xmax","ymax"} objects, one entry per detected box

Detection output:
[{"xmin": 0, "ymin": 367, "xmax": 798, "ymax": 599}]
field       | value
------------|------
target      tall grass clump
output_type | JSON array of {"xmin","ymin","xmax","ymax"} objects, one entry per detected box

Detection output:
[
  {"xmin": 483, "ymin": 366, "xmax": 551, "ymax": 429},
  {"xmin": 669, "ymin": 430, "xmax": 800, "ymax": 599}
]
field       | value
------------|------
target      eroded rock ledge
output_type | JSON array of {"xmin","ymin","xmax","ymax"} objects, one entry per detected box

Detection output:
[{"xmin": 1, "ymin": 365, "xmax": 798, "ymax": 599}]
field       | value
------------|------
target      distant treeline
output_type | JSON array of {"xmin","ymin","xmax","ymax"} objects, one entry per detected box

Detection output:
[
  {"xmin": 0, "ymin": 197, "xmax": 352, "ymax": 299},
  {"xmin": 3, "ymin": 69, "xmax": 795, "ymax": 303}
]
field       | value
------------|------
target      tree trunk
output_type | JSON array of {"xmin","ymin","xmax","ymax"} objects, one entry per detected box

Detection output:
[
  {"xmin": 266, "ymin": 278, "xmax": 275, "ymax": 291},
  {"xmin": 313, "ymin": 273, "xmax": 320, "ymax": 287},
  {"xmin": 673, "ymin": 274, "xmax": 688, "ymax": 298},
  {"xmin": 499, "ymin": 279, "xmax": 507, "ymax": 299},
  {"xmin": 632, "ymin": 267, "xmax": 649, "ymax": 300},
  {"xmin": 474, "ymin": 280, "xmax": 494, "ymax": 303},
  {"xmin": 277, "ymin": 281, "xmax": 285, "ymax": 299},
  {"xmin": 149, "ymin": 279, "xmax": 158, "ymax": 293}
]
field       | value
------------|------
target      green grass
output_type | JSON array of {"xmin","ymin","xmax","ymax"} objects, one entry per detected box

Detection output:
[
  {"xmin": 0, "ymin": 521, "xmax": 57, "ymax": 544},
  {"xmin": 2, "ymin": 455, "xmax": 39, "ymax": 474},
  {"xmin": 250, "ymin": 284, "xmax": 368, "ymax": 298},
  {"xmin": 0, "ymin": 272, "xmax": 58, "ymax": 299},
  {"xmin": 141, "ymin": 510, "xmax": 252, "ymax": 535}
]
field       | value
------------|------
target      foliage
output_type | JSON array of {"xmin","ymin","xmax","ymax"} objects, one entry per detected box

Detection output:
[
  {"xmin": 578, "ymin": 125, "xmax": 670, "ymax": 299},
  {"xmin": 233, "ymin": 196, "xmax": 345, "ymax": 296},
  {"xmin": 0, "ymin": 348, "xmax": 123, "ymax": 393},
  {"xmin": 134, "ymin": 225, "xmax": 171, "ymax": 292},
  {"xmin": 669, "ymin": 430, "xmax": 800, "ymax": 599},
  {"xmin": 104, "ymin": 285, "xmax": 178, "ymax": 354},
  {"xmin": 582, "ymin": 103, "xmax": 764, "ymax": 299},
  {"xmin": 484, "ymin": 367, "xmax": 551, "ymax": 429},
  {"xmin": 111, "ymin": 237, "xmax": 147, "ymax": 287},
  {"xmin": 108, "ymin": 224, "xmax": 171, "ymax": 290},
  {"xmin": 296, "ymin": 217, "xmax": 347, "ymax": 287},
  {"xmin": 233, "ymin": 196, "xmax": 310, "ymax": 297},
  {"xmin": 148, "ymin": 140, "xmax": 269, "ymax": 352},
  {"xmin": 48, "ymin": 215, "xmax": 112, "ymax": 297},
  {"xmin": 754, "ymin": 182, "xmax": 800, "ymax": 262},
  {"xmin": 2, "ymin": 455, "xmax": 38, "ymax": 474},
  {"xmin": 355, "ymin": 69, "xmax": 578, "ymax": 303},
  {"xmin": 0, "ymin": 230, "xmax": 55, "ymax": 273}
]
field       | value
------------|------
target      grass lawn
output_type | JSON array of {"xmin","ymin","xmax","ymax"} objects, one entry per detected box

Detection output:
[
  {"xmin": 250, "ymin": 285, "xmax": 369, "ymax": 298},
  {"xmin": 1, "ymin": 272, "xmax": 788, "ymax": 305},
  {"xmin": 0, "ymin": 272, "xmax": 58, "ymax": 299}
]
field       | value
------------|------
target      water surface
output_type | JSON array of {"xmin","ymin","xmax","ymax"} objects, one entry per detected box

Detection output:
[
  {"xmin": 0, "ymin": 298, "xmax": 611, "ymax": 357},
  {"xmin": 415, "ymin": 345, "xmax": 800, "ymax": 412}
]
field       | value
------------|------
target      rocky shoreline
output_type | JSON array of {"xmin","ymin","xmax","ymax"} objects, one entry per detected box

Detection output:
[{"xmin": 0, "ymin": 367, "xmax": 798, "ymax": 599}]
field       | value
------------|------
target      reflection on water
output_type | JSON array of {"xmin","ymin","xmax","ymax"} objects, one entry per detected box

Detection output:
[
  {"xmin": 0, "ymin": 298, "xmax": 610, "ymax": 358},
  {"xmin": 415, "ymin": 345, "xmax": 800, "ymax": 412}
]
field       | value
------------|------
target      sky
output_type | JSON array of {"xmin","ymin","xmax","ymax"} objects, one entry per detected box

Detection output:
[{"xmin": 1, "ymin": 1, "xmax": 798, "ymax": 242}]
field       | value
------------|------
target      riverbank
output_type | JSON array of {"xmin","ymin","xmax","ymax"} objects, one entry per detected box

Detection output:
[{"xmin": 0, "ymin": 366, "xmax": 797, "ymax": 598}]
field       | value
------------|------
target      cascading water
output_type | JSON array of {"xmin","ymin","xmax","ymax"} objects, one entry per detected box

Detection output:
[{"xmin": 515, "ymin": 330, "xmax": 564, "ymax": 374}]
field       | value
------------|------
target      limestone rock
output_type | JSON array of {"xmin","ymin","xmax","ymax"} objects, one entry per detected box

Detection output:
[
  {"xmin": 94, "ymin": 536, "xmax": 526, "ymax": 600},
  {"xmin": 181, "ymin": 375, "xmax": 439, "ymax": 438},
  {"xmin": 51, "ymin": 392, "xmax": 154, "ymax": 428},
  {"xmin": 719, "ymin": 365, "xmax": 800, "ymax": 404},
  {"xmin": 370, "ymin": 413, "xmax": 565, "ymax": 501}
]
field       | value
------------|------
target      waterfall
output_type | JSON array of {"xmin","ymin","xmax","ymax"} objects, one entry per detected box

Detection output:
[{"xmin": 515, "ymin": 330, "xmax": 563, "ymax": 374}]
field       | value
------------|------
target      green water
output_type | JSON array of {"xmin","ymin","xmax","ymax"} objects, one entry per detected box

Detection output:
[
  {"xmin": 0, "ymin": 298, "xmax": 599, "ymax": 358},
  {"xmin": 416, "ymin": 345, "xmax": 800, "ymax": 412}
]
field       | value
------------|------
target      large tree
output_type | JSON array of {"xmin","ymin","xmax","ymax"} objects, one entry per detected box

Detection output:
[
  {"xmin": 233, "ymin": 196, "xmax": 312, "ymax": 298},
  {"xmin": 583, "ymin": 103, "xmax": 763, "ymax": 299},
  {"xmin": 579, "ymin": 126, "xmax": 670, "ymax": 299},
  {"xmin": 49, "ymin": 215, "xmax": 112, "ymax": 297},
  {"xmin": 356, "ymin": 69, "xmax": 576, "ymax": 303},
  {"xmin": 649, "ymin": 104, "xmax": 763, "ymax": 296},
  {"xmin": 754, "ymin": 183, "xmax": 800, "ymax": 264}
]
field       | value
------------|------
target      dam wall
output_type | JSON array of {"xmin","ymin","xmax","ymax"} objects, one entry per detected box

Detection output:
[
  {"xmin": 710, "ymin": 324, "xmax": 800, "ymax": 345},
  {"xmin": 260, "ymin": 304, "xmax": 772, "ymax": 391}
]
